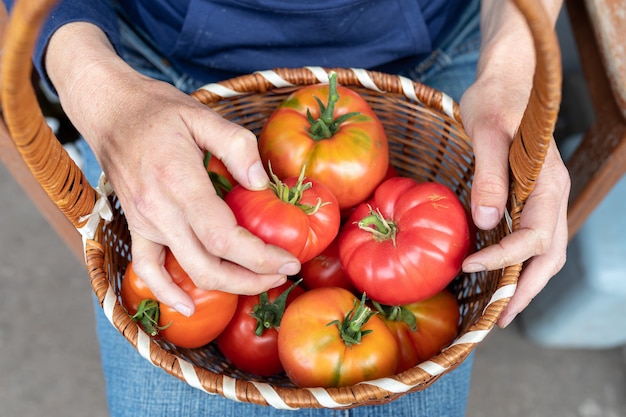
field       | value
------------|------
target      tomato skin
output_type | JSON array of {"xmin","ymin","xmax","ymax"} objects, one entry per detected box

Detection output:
[
  {"xmin": 278, "ymin": 287, "xmax": 399, "ymax": 388},
  {"xmin": 298, "ymin": 238, "xmax": 356, "ymax": 293},
  {"xmin": 216, "ymin": 281, "xmax": 305, "ymax": 376},
  {"xmin": 121, "ymin": 250, "xmax": 238, "ymax": 349},
  {"xmin": 204, "ymin": 152, "xmax": 237, "ymax": 198},
  {"xmin": 338, "ymin": 177, "xmax": 470, "ymax": 306},
  {"xmin": 376, "ymin": 290, "xmax": 460, "ymax": 373},
  {"xmin": 225, "ymin": 175, "xmax": 340, "ymax": 263},
  {"xmin": 340, "ymin": 163, "xmax": 398, "ymax": 221},
  {"xmin": 258, "ymin": 79, "xmax": 389, "ymax": 210}
]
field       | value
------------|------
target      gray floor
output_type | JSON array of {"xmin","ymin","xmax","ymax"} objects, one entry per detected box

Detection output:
[{"xmin": 1, "ymin": 8, "xmax": 626, "ymax": 417}]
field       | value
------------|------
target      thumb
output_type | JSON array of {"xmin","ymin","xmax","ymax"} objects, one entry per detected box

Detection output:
[{"xmin": 469, "ymin": 126, "xmax": 511, "ymax": 230}]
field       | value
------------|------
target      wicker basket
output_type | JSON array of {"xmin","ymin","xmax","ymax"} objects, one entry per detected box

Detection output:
[{"xmin": 1, "ymin": 0, "xmax": 561, "ymax": 409}]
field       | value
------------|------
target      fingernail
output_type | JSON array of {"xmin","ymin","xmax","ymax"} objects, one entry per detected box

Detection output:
[
  {"xmin": 463, "ymin": 262, "xmax": 486, "ymax": 273},
  {"xmin": 278, "ymin": 261, "xmax": 300, "ymax": 276},
  {"xmin": 475, "ymin": 206, "xmax": 500, "ymax": 230},
  {"xmin": 248, "ymin": 161, "xmax": 269, "ymax": 190},
  {"xmin": 174, "ymin": 303, "xmax": 193, "ymax": 317}
]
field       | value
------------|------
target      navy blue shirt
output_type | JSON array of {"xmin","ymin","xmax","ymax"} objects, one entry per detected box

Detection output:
[{"xmin": 5, "ymin": 0, "xmax": 466, "ymax": 85}]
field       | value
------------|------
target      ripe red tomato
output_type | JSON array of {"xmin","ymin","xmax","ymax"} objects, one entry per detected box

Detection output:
[
  {"xmin": 204, "ymin": 151, "xmax": 237, "ymax": 198},
  {"xmin": 338, "ymin": 177, "xmax": 470, "ymax": 306},
  {"xmin": 216, "ymin": 280, "xmax": 305, "ymax": 376},
  {"xmin": 121, "ymin": 249, "xmax": 238, "ymax": 349},
  {"xmin": 340, "ymin": 163, "xmax": 399, "ymax": 221},
  {"xmin": 278, "ymin": 287, "xmax": 399, "ymax": 388},
  {"xmin": 373, "ymin": 290, "xmax": 460, "ymax": 373},
  {"xmin": 258, "ymin": 72, "xmax": 389, "ymax": 210},
  {"xmin": 225, "ymin": 168, "xmax": 340, "ymax": 263},
  {"xmin": 298, "ymin": 238, "xmax": 356, "ymax": 293}
]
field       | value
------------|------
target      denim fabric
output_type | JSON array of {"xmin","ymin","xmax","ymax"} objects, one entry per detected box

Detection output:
[{"xmin": 81, "ymin": 1, "xmax": 482, "ymax": 415}]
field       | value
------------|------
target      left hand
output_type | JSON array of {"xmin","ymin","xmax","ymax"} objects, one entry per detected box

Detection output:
[{"xmin": 458, "ymin": 6, "xmax": 570, "ymax": 327}]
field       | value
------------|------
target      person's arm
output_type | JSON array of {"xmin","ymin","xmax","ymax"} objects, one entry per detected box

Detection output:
[
  {"xmin": 460, "ymin": 0, "xmax": 569, "ymax": 327},
  {"xmin": 45, "ymin": 22, "xmax": 300, "ymax": 316}
]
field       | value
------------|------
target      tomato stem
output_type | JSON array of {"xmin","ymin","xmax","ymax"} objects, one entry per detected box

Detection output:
[
  {"xmin": 252, "ymin": 279, "xmax": 302, "ymax": 337},
  {"xmin": 327, "ymin": 293, "xmax": 375, "ymax": 347},
  {"xmin": 357, "ymin": 206, "xmax": 398, "ymax": 246},
  {"xmin": 268, "ymin": 162, "xmax": 329, "ymax": 215},
  {"xmin": 307, "ymin": 71, "xmax": 359, "ymax": 141},
  {"xmin": 130, "ymin": 299, "xmax": 172, "ymax": 336},
  {"xmin": 372, "ymin": 301, "xmax": 417, "ymax": 332}
]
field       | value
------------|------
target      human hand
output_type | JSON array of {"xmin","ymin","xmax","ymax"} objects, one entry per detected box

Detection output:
[
  {"xmin": 459, "ymin": 61, "xmax": 570, "ymax": 328},
  {"xmin": 46, "ymin": 23, "xmax": 300, "ymax": 316}
]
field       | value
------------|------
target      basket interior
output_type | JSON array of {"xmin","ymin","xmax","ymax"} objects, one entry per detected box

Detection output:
[{"xmin": 97, "ymin": 85, "xmax": 510, "ymax": 391}]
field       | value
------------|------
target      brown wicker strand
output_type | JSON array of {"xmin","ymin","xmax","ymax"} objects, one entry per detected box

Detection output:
[
  {"xmin": 1, "ymin": 0, "xmax": 563, "ymax": 409},
  {"xmin": 1, "ymin": 0, "xmax": 96, "ymax": 229},
  {"xmin": 509, "ymin": 0, "xmax": 563, "ymax": 206}
]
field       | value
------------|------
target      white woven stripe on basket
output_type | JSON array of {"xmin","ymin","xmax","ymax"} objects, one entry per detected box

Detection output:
[
  {"xmin": 76, "ymin": 172, "xmax": 113, "ymax": 257},
  {"xmin": 101, "ymin": 278, "xmax": 517, "ymax": 410},
  {"xmin": 99, "ymin": 69, "xmax": 514, "ymax": 409},
  {"xmin": 197, "ymin": 67, "xmax": 457, "ymax": 120}
]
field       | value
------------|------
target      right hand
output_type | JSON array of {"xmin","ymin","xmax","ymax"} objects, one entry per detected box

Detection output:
[{"xmin": 46, "ymin": 23, "xmax": 300, "ymax": 316}]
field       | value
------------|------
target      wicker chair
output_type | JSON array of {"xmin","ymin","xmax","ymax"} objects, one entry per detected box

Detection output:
[{"xmin": 564, "ymin": 0, "xmax": 626, "ymax": 239}]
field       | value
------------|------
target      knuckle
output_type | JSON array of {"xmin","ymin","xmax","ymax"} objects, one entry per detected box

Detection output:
[
  {"xmin": 203, "ymin": 228, "xmax": 234, "ymax": 259},
  {"xmin": 530, "ymin": 228, "xmax": 552, "ymax": 257},
  {"xmin": 220, "ymin": 127, "xmax": 258, "ymax": 159},
  {"xmin": 473, "ymin": 172, "xmax": 509, "ymax": 200}
]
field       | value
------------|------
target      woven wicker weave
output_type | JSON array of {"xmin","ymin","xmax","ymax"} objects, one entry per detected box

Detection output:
[{"xmin": 1, "ymin": 0, "xmax": 561, "ymax": 409}]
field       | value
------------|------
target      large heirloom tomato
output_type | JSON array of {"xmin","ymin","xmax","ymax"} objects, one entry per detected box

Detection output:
[
  {"xmin": 225, "ymin": 168, "xmax": 340, "ymax": 263},
  {"xmin": 278, "ymin": 287, "xmax": 399, "ymax": 388},
  {"xmin": 258, "ymin": 72, "xmax": 389, "ymax": 209},
  {"xmin": 373, "ymin": 290, "xmax": 460, "ymax": 373},
  {"xmin": 216, "ymin": 280, "xmax": 305, "ymax": 377},
  {"xmin": 121, "ymin": 249, "xmax": 238, "ymax": 349},
  {"xmin": 339, "ymin": 177, "xmax": 470, "ymax": 306}
]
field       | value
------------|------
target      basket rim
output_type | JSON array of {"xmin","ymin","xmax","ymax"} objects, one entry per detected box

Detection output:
[{"xmin": 87, "ymin": 66, "xmax": 520, "ymax": 409}]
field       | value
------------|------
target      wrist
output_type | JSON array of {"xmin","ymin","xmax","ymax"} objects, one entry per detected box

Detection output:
[{"xmin": 45, "ymin": 22, "xmax": 145, "ymax": 159}]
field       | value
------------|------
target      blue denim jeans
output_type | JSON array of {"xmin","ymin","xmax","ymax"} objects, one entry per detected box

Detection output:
[{"xmin": 83, "ymin": 1, "xmax": 482, "ymax": 415}]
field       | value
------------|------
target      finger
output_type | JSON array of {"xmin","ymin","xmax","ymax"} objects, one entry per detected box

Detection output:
[
  {"xmin": 170, "ymin": 239, "xmax": 289, "ymax": 296},
  {"xmin": 129, "ymin": 233, "xmax": 195, "ymax": 316},
  {"xmin": 497, "ymin": 148, "xmax": 570, "ymax": 327},
  {"xmin": 496, "ymin": 203, "xmax": 567, "ymax": 328},
  {"xmin": 469, "ymin": 125, "xmax": 511, "ymax": 230},
  {"xmin": 166, "ymin": 170, "xmax": 301, "ymax": 278},
  {"xmin": 165, "ymin": 206, "xmax": 295, "ymax": 295},
  {"xmin": 462, "ymin": 146, "xmax": 568, "ymax": 272},
  {"xmin": 185, "ymin": 108, "xmax": 269, "ymax": 191}
]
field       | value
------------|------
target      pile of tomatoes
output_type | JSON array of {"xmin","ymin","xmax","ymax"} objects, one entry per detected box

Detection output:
[{"xmin": 121, "ymin": 72, "xmax": 472, "ymax": 388}]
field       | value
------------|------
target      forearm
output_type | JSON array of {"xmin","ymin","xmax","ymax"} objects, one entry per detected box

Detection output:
[
  {"xmin": 45, "ymin": 22, "xmax": 155, "ymax": 163},
  {"xmin": 462, "ymin": 0, "xmax": 563, "ymax": 139},
  {"xmin": 478, "ymin": 0, "xmax": 563, "ymax": 79}
]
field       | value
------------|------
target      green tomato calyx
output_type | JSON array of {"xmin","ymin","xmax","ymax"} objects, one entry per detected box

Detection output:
[
  {"xmin": 268, "ymin": 162, "xmax": 329, "ymax": 215},
  {"xmin": 327, "ymin": 292, "xmax": 375, "ymax": 347},
  {"xmin": 131, "ymin": 299, "xmax": 172, "ymax": 337},
  {"xmin": 307, "ymin": 71, "xmax": 359, "ymax": 140},
  {"xmin": 372, "ymin": 301, "xmax": 418, "ymax": 332},
  {"xmin": 251, "ymin": 279, "xmax": 302, "ymax": 337},
  {"xmin": 204, "ymin": 151, "xmax": 233, "ymax": 199},
  {"xmin": 357, "ymin": 206, "xmax": 398, "ymax": 246}
]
